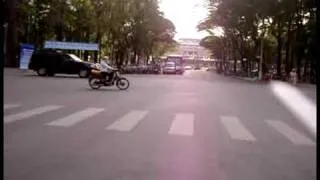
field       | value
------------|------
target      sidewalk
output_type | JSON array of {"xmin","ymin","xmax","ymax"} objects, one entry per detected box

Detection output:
[
  {"xmin": 230, "ymin": 74, "xmax": 316, "ymax": 89},
  {"xmin": 4, "ymin": 68, "xmax": 34, "ymax": 76},
  {"xmin": 295, "ymin": 83, "xmax": 316, "ymax": 89}
]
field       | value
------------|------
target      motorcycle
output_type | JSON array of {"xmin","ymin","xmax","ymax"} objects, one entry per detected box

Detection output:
[{"xmin": 88, "ymin": 64, "xmax": 130, "ymax": 90}]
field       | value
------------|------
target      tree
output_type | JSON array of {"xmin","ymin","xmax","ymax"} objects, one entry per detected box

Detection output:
[
  {"xmin": 198, "ymin": 0, "xmax": 316, "ymax": 83},
  {"xmin": 13, "ymin": 0, "xmax": 177, "ymax": 67}
]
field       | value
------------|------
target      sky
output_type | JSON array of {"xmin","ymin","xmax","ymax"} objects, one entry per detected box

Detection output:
[{"xmin": 159, "ymin": 0, "xmax": 209, "ymax": 40}]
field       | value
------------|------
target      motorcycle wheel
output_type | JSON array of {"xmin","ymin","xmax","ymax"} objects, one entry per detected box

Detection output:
[
  {"xmin": 116, "ymin": 77, "xmax": 130, "ymax": 90},
  {"xmin": 88, "ymin": 77, "xmax": 102, "ymax": 90}
]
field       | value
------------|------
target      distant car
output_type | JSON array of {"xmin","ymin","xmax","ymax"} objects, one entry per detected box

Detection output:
[
  {"xmin": 184, "ymin": 65, "xmax": 192, "ymax": 70},
  {"xmin": 194, "ymin": 65, "xmax": 201, "ymax": 70},
  {"xmin": 175, "ymin": 64, "xmax": 185, "ymax": 74},
  {"xmin": 163, "ymin": 62, "xmax": 184, "ymax": 74},
  {"xmin": 28, "ymin": 50, "xmax": 95, "ymax": 78},
  {"xmin": 163, "ymin": 62, "xmax": 176, "ymax": 74}
]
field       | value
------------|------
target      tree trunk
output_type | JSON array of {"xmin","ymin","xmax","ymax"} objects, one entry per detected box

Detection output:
[
  {"xmin": 290, "ymin": 31, "xmax": 296, "ymax": 71},
  {"xmin": 295, "ymin": 10, "xmax": 302, "ymax": 81},
  {"xmin": 136, "ymin": 51, "xmax": 140, "ymax": 65},
  {"xmin": 285, "ymin": 17, "xmax": 292, "ymax": 75},
  {"xmin": 94, "ymin": 31, "xmax": 101, "ymax": 63},
  {"xmin": 232, "ymin": 37, "xmax": 237, "ymax": 73},
  {"xmin": 119, "ymin": 51, "xmax": 125, "ymax": 68},
  {"xmin": 55, "ymin": 25, "xmax": 64, "ymax": 41},
  {"xmin": 83, "ymin": 32, "xmax": 90, "ymax": 61},
  {"xmin": 132, "ymin": 49, "xmax": 137, "ymax": 65},
  {"xmin": 84, "ymin": 51, "xmax": 89, "ymax": 61},
  {"xmin": 276, "ymin": 19, "xmax": 282, "ymax": 77},
  {"xmin": 5, "ymin": 0, "xmax": 18, "ymax": 67},
  {"xmin": 303, "ymin": 61, "xmax": 308, "ymax": 82}
]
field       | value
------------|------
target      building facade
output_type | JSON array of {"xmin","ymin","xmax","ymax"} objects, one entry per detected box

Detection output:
[{"xmin": 166, "ymin": 38, "xmax": 211, "ymax": 62}]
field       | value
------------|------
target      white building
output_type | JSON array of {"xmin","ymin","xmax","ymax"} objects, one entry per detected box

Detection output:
[{"xmin": 166, "ymin": 38, "xmax": 211, "ymax": 61}]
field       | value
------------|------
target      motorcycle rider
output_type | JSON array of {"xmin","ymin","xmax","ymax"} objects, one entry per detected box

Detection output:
[{"xmin": 95, "ymin": 61, "xmax": 117, "ymax": 82}]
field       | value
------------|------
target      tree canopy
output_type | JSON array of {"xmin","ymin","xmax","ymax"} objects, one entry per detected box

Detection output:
[
  {"xmin": 198, "ymin": 0, "xmax": 316, "ymax": 83},
  {"xmin": 16, "ymin": 0, "xmax": 177, "ymax": 66}
]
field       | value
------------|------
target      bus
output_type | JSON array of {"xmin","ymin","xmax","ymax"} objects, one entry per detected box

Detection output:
[
  {"xmin": 166, "ymin": 55, "xmax": 184, "ymax": 65},
  {"xmin": 163, "ymin": 55, "xmax": 185, "ymax": 74}
]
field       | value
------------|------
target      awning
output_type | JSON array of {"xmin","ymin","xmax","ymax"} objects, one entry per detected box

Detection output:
[{"xmin": 44, "ymin": 41, "xmax": 99, "ymax": 51}]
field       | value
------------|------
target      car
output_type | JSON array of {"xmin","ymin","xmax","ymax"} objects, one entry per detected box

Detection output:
[
  {"xmin": 194, "ymin": 65, "xmax": 201, "ymax": 70},
  {"xmin": 163, "ymin": 62, "xmax": 176, "ymax": 74},
  {"xmin": 163, "ymin": 62, "xmax": 184, "ymax": 75},
  {"xmin": 28, "ymin": 50, "xmax": 95, "ymax": 78},
  {"xmin": 184, "ymin": 65, "xmax": 192, "ymax": 70},
  {"xmin": 175, "ymin": 64, "xmax": 185, "ymax": 74}
]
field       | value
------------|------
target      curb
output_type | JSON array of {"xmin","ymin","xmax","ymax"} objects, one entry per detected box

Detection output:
[{"xmin": 230, "ymin": 75, "xmax": 260, "ymax": 82}]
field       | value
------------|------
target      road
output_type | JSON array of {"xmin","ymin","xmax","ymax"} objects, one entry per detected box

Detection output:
[{"xmin": 4, "ymin": 68, "xmax": 316, "ymax": 180}]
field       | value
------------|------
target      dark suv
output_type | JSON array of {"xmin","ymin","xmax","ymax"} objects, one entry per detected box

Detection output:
[{"xmin": 28, "ymin": 50, "xmax": 94, "ymax": 78}]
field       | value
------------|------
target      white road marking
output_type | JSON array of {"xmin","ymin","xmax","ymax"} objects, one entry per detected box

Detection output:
[
  {"xmin": 270, "ymin": 81, "xmax": 316, "ymax": 138},
  {"xmin": 106, "ymin": 110, "xmax": 148, "ymax": 131},
  {"xmin": 4, "ymin": 105, "xmax": 63, "ymax": 124},
  {"xmin": 266, "ymin": 120, "xmax": 315, "ymax": 146},
  {"xmin": 47, "ymin": 108, "xmax": 105, "ymax": 127},
  {"xmin": 168, "ymin": 113, "xmax": 194, "ymax": 136},
  {"xmin": 4, "ymin": 104, "xmax": 20, "ymax": 110},
  {"xmin": 221, "ymin": 116, "xmax": 256, "ymax": 141}
]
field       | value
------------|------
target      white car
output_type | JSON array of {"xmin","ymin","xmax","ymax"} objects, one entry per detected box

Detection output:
[
  {"xmin": 163, "ymin": 62, "xmax": 184, "ymax": 74},
  {"xmin": 163, "ymin": 62, "xmax": 176, "ymax": 74},
  {"xmin": 184, "ymin": 65, "xmax": 192, "ymax": 70}
]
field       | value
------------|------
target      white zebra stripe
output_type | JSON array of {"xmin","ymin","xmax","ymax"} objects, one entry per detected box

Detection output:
[
  {"xmin": 47, "ymin": 108, "xmax": 105, "ymax": 127},
  {"xmin": 221, "ymin": 116, "xmax": 256, "ymax": 141},
  {"xmin": 168, "ymin": 113, "xmax": 194, "ymax": 136},
  {"xmin": 4, "ymin": 105, "xmax": 63, "ymax": 124},
  {"xmin": 106, "ymin": 110, "xmax": 148, "ymax": 131},
  {"xmin": 266, "ymin": 120, "xmax": 315, "ymax": 146}
]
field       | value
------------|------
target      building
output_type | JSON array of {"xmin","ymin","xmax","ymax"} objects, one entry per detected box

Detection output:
[{"xmin": 164, "ymin": 38, "xmax": 212, "ymax": 65}]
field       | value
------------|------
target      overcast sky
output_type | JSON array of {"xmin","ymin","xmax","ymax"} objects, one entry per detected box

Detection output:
[{"xmin": 159, "ymin": 0, "xmax": 209, "ymax": 40}]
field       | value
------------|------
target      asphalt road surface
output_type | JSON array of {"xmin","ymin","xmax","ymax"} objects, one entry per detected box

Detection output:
[{"xmin": 4, "ymin": 68, "xmax": 316, "ymax": 180}]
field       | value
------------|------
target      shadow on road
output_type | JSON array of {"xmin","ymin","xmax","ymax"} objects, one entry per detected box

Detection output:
[
  {"xmin": 22, "ymin": 74, "xmax": 81, "ymax": 79},
  {"xmin": 84, "ymin": 88, "xmax": 123, "ymax": 92}
]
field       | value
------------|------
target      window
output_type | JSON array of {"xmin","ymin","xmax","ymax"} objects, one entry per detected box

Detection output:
[{"xmin": 68, "ymin": 54, "xmax": 83, "ymax": 62}]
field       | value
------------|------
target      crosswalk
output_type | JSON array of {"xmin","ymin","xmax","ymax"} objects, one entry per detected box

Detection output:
[
  {"xmin": 4, "ymin": 105, "xmax": 63, "ymax": 124},
  {"xmin": 106, "ymin": 110, "xmax": 148, "ymax": 131},
  {"xmin": 220, "ymin": 116, "xmax": 256, "ymax": 141},
  {"xmin": 4, "ymin": 103, "xmax": 316, "ymax": 146},
  {"xmin": 169, "ymin": 113, "xmax": 194, "ymax": 136},
  {"xmin": 46, "ymin": 108, "xmax": 105, "ymax": 127}
]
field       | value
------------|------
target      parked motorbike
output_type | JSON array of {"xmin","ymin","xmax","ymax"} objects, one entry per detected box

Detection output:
[{"xmin": 88, "ymin": 68, "xmax": 130, "ymax": 90}]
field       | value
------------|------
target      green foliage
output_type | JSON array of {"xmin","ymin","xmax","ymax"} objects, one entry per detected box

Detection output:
[
  {"xmin": 199, "ymin": 0, "xmax": 316, "ymax": 82},
  {"xmin": 16, "ymin": 0, "xmax": 176, "ymax": 64}
]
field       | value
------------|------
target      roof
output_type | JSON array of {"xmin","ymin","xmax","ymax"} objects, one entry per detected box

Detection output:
[{"xmin": 177, "ymin": 38, "xmax": 201, "ymax": 46}]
